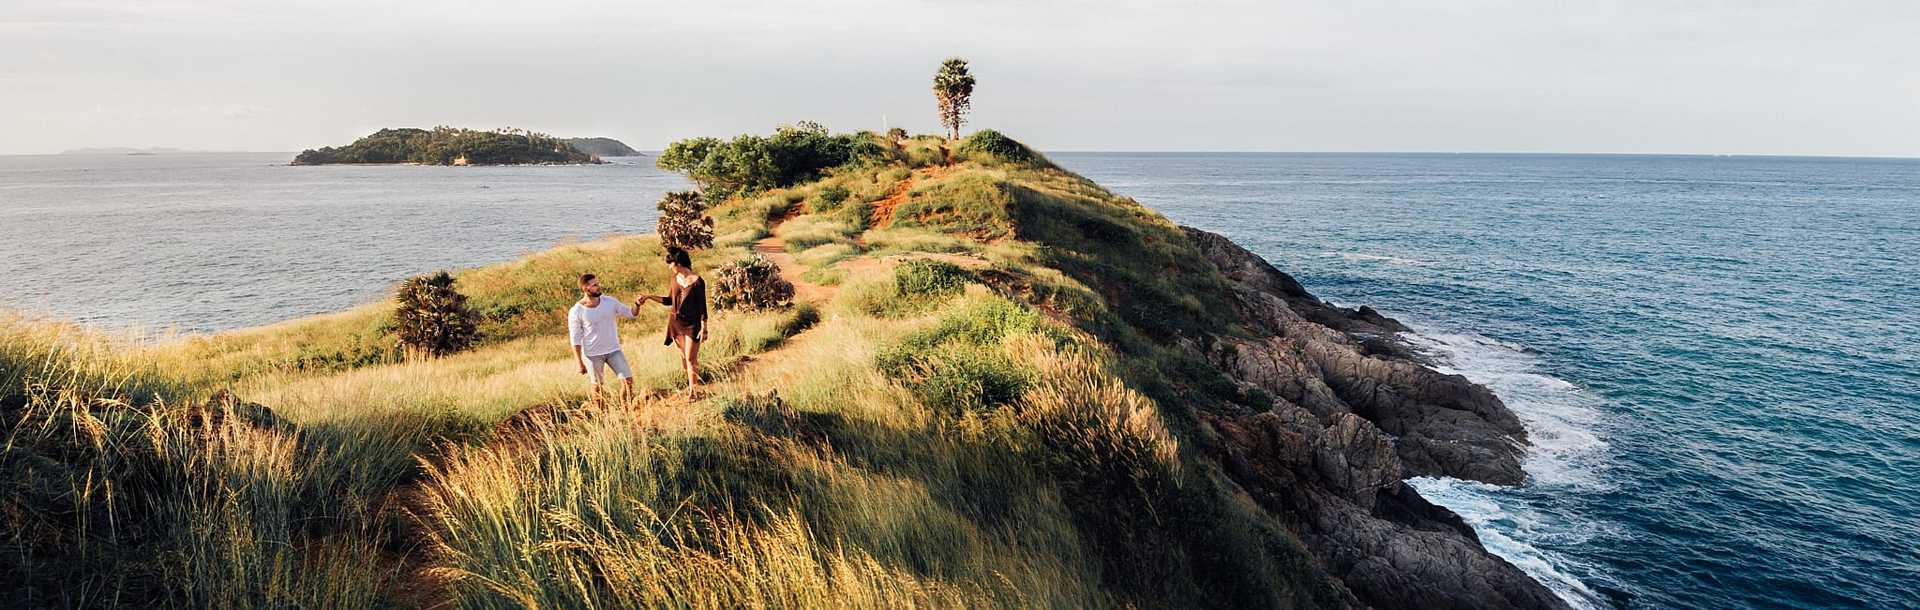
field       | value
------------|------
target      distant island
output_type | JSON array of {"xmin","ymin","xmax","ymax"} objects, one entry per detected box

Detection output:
[
  {"xmin": 291, "ymin": 127, "xmax": 604, "ymax": 166},
  {"xmin": 562, "ymin": 137, "xmax": 640, "ymax": 157}
]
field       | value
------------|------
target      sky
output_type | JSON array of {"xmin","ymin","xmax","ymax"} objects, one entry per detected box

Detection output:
[{"xmin": 3, "ymin": 0, "xmax": 1918, "ymax": 156}]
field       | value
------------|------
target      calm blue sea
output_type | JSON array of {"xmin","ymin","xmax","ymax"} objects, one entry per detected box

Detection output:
[
  {"xmin": 0, "ymin": 152, "xmax": 682, "ymax": 333},
  {"xmin": 1054, "ymin": 152, "xmax": 1920, "ymax": 609},
  {"xmin": 2, "ymin": 151, "xmax": 1915, "ymax": 608}
]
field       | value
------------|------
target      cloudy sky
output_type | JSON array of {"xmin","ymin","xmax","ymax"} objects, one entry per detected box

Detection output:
[{"xmin": 4, "ymin": 0, "xmax": 1917, "ymax": 156}]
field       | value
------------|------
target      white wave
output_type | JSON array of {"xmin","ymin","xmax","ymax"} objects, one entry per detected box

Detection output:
[
  {"xmin": 1403, "ymin": 330, "xmax": 1610, "ymax": 489},
  {"xmin": 1397, "ymin": 326, "xmax": 1616, "ymax": 608},
  {"xmin": 1321, "ymin": 251, "xmax": 1433, "ymax": 266},
  {"xmin": 1410, "ymin": 477, "xmax": 1611, "ymax": 610}
]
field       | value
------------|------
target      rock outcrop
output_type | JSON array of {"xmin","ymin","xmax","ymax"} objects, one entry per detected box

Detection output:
[{"xmin": 1183, "ymin": 227, "xmax": 1566, "ymax": 610}]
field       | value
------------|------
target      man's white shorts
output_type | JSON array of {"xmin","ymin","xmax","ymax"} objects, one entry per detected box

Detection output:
[{"xmin": 585, "ymin": 350, "xmax": 633, "ymax": 384}]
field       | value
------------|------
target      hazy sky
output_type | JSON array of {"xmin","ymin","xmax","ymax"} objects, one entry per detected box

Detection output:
[{"xmin": 5, "ymin": 0, "xmax": 1918, "ymax": 156}]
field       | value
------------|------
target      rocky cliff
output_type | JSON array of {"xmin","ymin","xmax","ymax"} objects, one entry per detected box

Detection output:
[{"xmin": 1182, "ymin": 227, "xmax": 1564, "ymax": 609}]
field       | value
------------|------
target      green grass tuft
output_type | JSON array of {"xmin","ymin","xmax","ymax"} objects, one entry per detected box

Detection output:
[{"xmin": 893, "ymin": 259, "xmax": 971, "ymax": 298}]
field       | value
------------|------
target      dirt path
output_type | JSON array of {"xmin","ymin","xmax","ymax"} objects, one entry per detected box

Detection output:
[
  {"xmin": 868, "ymin": 174, "xmax": 915, "ymax": 230},
  {"xmin": 866, "ymin": 165, "xmax": 964, "ymax": 231},
  {"xmin": 753, "ymin": 217, "xmax": 837, "ymax": 306}
]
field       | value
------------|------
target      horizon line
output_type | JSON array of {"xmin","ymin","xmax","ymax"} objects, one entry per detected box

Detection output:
[{"xmin": 10, "ymin": 148, "xmax": 1920, "ymax": 161}]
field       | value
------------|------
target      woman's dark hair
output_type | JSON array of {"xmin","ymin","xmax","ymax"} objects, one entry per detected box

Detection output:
[{"xmin": 665, "ymin": 247, "xmax": 691, "ymax": 268}]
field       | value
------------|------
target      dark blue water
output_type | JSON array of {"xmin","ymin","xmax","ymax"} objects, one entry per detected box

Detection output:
[{"xmin": 1052, "ymin": 153, "xmax": 1920, "ymax": 609}]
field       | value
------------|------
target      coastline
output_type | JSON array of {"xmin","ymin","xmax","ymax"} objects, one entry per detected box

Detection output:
[{"xmin": 4, "ymin": 140, "xmax": 1571, "ymax": 608}]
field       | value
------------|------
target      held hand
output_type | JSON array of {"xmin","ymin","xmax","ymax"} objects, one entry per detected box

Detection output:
[
  {"xmin": 697, "ymin": 327, "xmax": 708, "ymax": 342},
  {"xmin": 577, "ymin": 361, "xmax": 587, "ymax": 375}
]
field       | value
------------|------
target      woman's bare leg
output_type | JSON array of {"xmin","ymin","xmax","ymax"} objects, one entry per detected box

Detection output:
[
  {"xmin": 686, "ymin": 336, "xmax": 702, "ymax": 396},
  {"xmin": 675, "ymin": 334, "xmax": 699, "ymax": 397}
]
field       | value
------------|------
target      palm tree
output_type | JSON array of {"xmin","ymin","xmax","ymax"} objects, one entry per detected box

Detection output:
[{"xmin": 933, "ymin": 57, "xmax": 976, "ymax": 142}]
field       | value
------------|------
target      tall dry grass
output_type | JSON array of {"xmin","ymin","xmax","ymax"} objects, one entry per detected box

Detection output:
[
  {"xmin": 415, "ymin": 407, "xmax": 1048, "ymax": 609},
  {"xmin": 2, "ymin": 316, "xmax": 407, "ymax": 608},
  {"xmin": 4, "ymin": 137, "xmax": 1359, "ymax": 609}
]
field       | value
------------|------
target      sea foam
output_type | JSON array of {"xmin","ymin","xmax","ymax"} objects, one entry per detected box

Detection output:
[{"xmin": 1402, "ymin": 327, "xmax": 1615, "ymax": 610}]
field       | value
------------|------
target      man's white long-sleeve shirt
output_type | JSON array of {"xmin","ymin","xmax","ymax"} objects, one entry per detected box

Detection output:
[{"xmin": 568, "ymin": 297, "xmax": 633, "ymax": 357}]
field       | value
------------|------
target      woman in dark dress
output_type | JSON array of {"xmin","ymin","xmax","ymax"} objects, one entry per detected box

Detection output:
[{"xmin": 639, "ymin": 247, "xmax": 707, "ymax": 398}]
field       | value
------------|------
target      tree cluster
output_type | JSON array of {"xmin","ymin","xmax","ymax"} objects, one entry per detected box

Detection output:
[{"xmin": 655, "ymin": 122, "xmax": 886, "ymax": 202}]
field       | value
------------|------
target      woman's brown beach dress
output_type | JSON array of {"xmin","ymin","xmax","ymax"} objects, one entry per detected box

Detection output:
[{"xmin": 663, "ymin": 275, "xmax": 707, "ymax": 345}]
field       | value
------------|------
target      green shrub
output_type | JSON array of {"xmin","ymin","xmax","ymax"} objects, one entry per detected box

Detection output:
[
  {"xmin": 813, "ymin": 185, "xmax": 851, "ymax": 211},
  {"xmin": 894, "ymin": 259, "xmax": 970, "ymax": 297},
  {"xmin": 393, "ymin": 271, "xmax": 479, "ymax": 359},
  {"xmin": 711, "ymin": 254, "xmax": 795, "ymax": 311},
  {"xmin": 840, "ymin": 260, "xmax": 975, "ymax": 319},
  {"xmin": 957, "ymin": 129, "xmax": 1047, "ymax": 166}
]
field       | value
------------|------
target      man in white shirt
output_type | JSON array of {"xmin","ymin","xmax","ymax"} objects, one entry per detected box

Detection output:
[{"xmin": 568, "ymin": 273, "xmax": 635, "ymax": 403}]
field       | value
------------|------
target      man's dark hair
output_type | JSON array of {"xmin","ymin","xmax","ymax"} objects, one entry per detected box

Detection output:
[
  {"xmin": 665, "ymin": 247, "xmax": 691, "ymax": 268},
  {"xmin": 578, "ymin": 273, "xmax": 597, "ymax": 289}
]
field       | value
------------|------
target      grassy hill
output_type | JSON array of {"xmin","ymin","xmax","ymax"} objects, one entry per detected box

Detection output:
[{"xmin": 2, "ymin": 130, "xmax": 1557, "ymax": 609}]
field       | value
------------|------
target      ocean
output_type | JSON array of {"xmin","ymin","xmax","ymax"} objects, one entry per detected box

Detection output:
[
  {"xmin": 1056, "ymin": 152, "xmax": 1920, "ymax": 609},
  {"xmin": 3, "ymin": 151, "xmax": 1916, "ymax": 608},
  {"xmin": 0, "ymin": 152, "xmax": 683, "ymax": 333}
]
